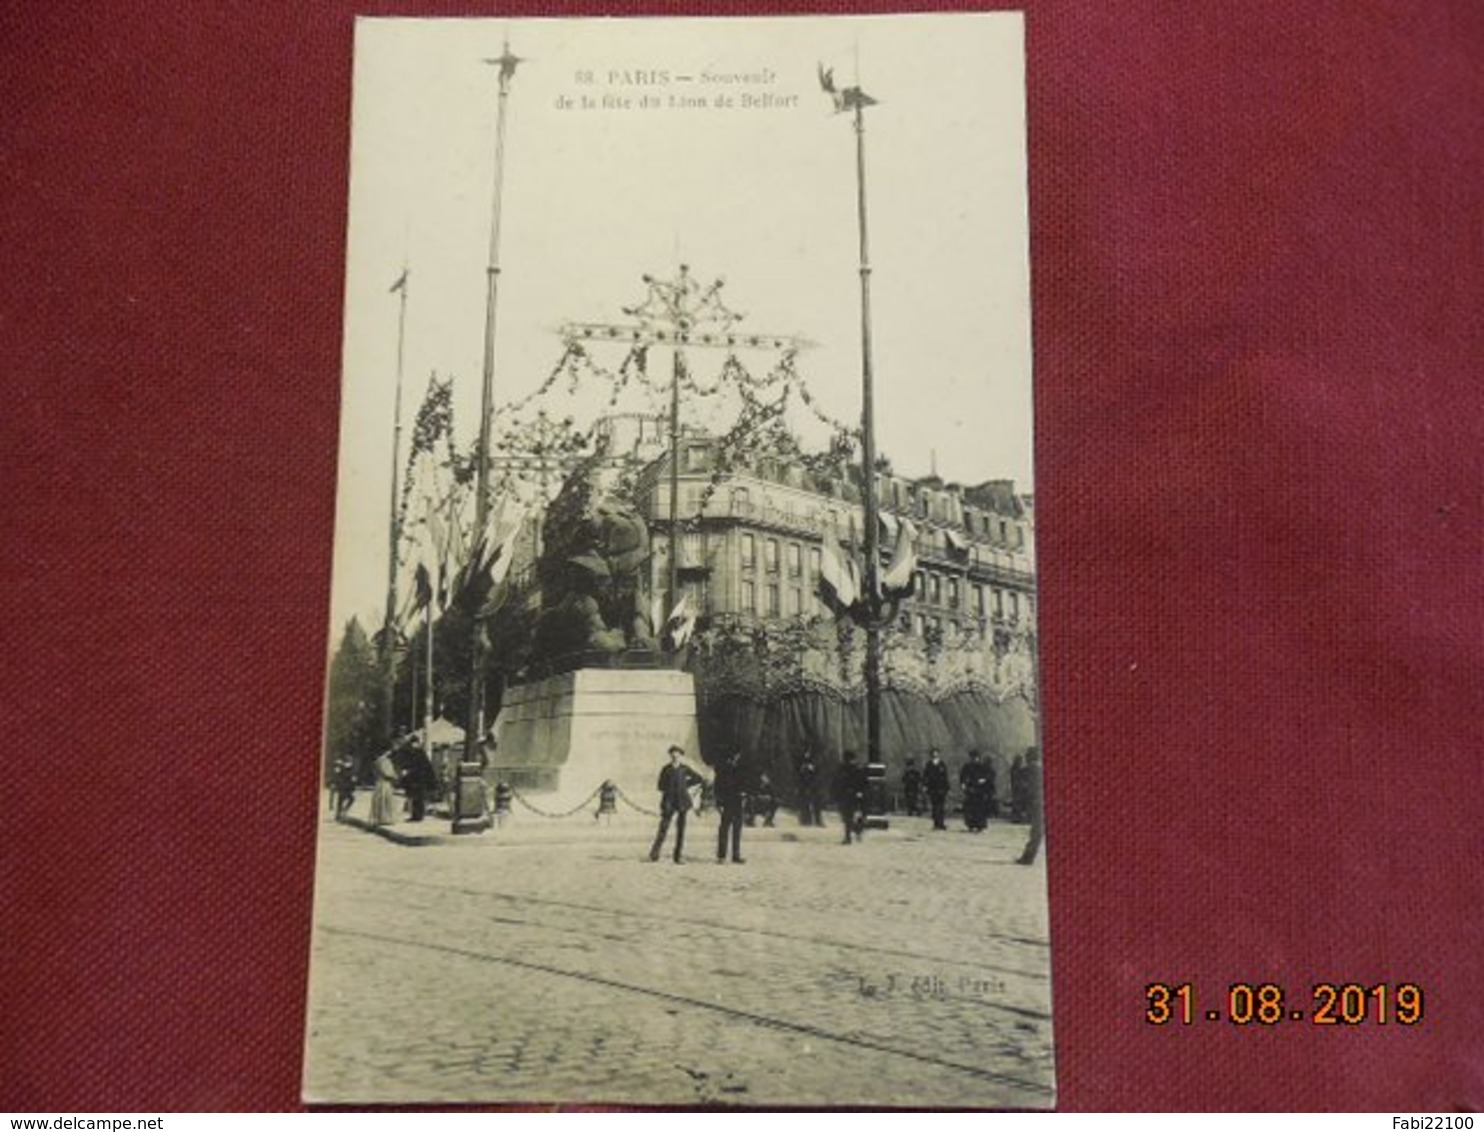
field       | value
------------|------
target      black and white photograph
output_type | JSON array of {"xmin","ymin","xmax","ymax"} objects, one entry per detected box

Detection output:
[{"xmin": 304, "ymin": 13, "xmax": 1049, "ymax": 1108}]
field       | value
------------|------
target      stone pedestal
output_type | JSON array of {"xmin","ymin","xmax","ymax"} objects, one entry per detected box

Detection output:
[{"xmin": 492, "ymin": 668, "xmax": 701, "ymax": 810}]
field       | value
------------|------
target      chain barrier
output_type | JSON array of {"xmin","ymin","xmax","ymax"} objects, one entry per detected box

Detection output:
[
  {"xmin": 614, "ymin": 786, "xmax": 661, "ymax": 819},
  {"xmin": 508, "ymin": 784, "xmax": 603, "ymax": 819}
]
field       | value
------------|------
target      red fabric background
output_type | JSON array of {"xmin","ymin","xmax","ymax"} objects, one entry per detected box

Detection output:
[{"xmin": 2, "ymin": 0, "xmax": 1480, "ymax": 1112}]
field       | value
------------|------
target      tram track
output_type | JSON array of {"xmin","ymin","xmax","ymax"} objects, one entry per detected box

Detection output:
[
  {"xmin": 320, "ymin": 922, "xmax": 1055, "ymax": 1100},
  {"xmin": 347, "ymin": 867, "xmax": 1054, "ymax": 994}
]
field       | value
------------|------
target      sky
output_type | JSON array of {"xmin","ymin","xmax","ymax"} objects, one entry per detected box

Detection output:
[{"xmin": 329, "ymin": 13, "xmax": 1033, "ymax": 634}]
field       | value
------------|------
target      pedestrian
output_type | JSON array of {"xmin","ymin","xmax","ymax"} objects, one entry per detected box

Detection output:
[
  {"xmin": 332, "ymin": 756, "xmax": 357, "ymax": 821},
  {"xmin": 369, "ymin": 744, "xmax": 400, "ymax": 827},
  {"xmin": 403, "ymin": 743, "xmax": 438, "ymax": 823},
  {"xmin": 714, "ymin": 748, "xmax": 748, "ymax": 864},
  {"xmin": 959, "ymin": 749, "xmax": 994, "ymax": 832},
  {"xmin": 649, "ymin": 745, "xmax": 704, "ymax": 864},
  {"xmin": 833, "ymin": 750, "xmax": 869, "ymax": 844},
  {"xmin": 923, "ymin": 748, "xmax": 950, "ymax": 830},
  {"xmin": 1016, "ymin": 746, "xmax": 1045, "ymax": 865},
  {"xmin": 901, "ymin": 756, "xmax": 922, "ymax": 817},
  {"xmin": 796, "ymin": 748, "xmax": 824, "ymax": 826},
  {"xmin": 748, "ymin": 772, "xmax": 778, "ymax": 827},
  {"xmin": 1009, "ymin": 754, "xmax": 1030, "ymax": 823},
  {"xmin": 594, "ymin": 779, "xmax": 618, "ymax": 823}
]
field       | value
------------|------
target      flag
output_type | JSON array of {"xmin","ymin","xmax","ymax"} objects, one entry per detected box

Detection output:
[
  {"xmin": 661, "ymin": 595, "xmax": 696, "ymax": 651},
  {"xmin": 449, "ymin": 534, "xmax": 493, "ymax": 617},
  {"xmin": 817, "ymin": 541, "xmax": 861, "ymax": 618},
  {"xmin": 389, "ymin": 269, "xmax": 408, "ymax": 294},
  {"xmin": 425, "ymin": 502, "xmax": 456, "ymax": 609},
  {"xmin": 818, "ymin": 63, "xmax": 878, "ymax": 115},
  {"xmin": 450, "ymin": 510, "xmax": 523, "ymax": 619},
  {"xmin": 881, "ymin": 518, "xmax": 918, "ymax": 599},
  {"xmin": 414, "ymin": 562, "xmax": 433, "ymax": 610},
  {"xmin": 408, "ymin": 377, "xmax": 453, "ymax": 460}
]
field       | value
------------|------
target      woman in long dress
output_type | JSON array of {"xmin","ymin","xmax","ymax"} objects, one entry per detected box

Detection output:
[{"xmin": 369, "ymin": 749, "xmax": 399, "ymax": 826}]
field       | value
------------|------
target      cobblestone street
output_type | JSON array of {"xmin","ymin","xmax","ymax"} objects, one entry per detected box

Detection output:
[{"xmin": 303, "ymin": 798, "xmax": 1055, "ymax": 1108}]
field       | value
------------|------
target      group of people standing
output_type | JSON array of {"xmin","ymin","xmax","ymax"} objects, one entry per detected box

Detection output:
[
  {"xmin": 902, "ymin": 747, "xmax": 1041, "ymax": 833},
  {"xmin": 645, "ymin": 742, "xmax": 1044, "ymax": 865},
  {"xmin": 330, "ymin": 735, "xmax": 446, "ymax": 828}
]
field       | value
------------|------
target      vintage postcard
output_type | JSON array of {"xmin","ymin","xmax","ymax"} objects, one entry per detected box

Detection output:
[{"xmin": 304, "ymin": 13, "xmax": 1049, "ymax": 1108}]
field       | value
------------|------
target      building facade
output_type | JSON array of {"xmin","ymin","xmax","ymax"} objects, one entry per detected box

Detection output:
[{"xmin": 631, "ymin": 428, "xmax": 1037, "ymax": 667}]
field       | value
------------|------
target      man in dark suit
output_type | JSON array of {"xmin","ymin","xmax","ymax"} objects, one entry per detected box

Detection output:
[
  {"xmin": 833, "ymin": 750, "xmax": 869, "ymax": 844},
  {"xmin": 923, "ymin": 748, "xmax": 951, "ymax": 830},
  {"xmin": 959, "ymin": 749, "xmax": 994, "ymax": 832},
  {"xmin": 649, "ymin": 745, "xmax": 704, "ymax": 863},
  {"xmin": 796, "ymin": 748, "xmax": 824, "ymax": 826},
  {"xmin": 714, "ymin": 747, "xmax": 748, "ymax": 864},
  {"xmin": 901, "ymin": 756, "xmax": 923, "ymax": 816}
]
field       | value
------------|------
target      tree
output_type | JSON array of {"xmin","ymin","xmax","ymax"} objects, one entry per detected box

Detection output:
[{"xmin": 325, "ymin": 617, "xmax": 381, "ymax": 780}]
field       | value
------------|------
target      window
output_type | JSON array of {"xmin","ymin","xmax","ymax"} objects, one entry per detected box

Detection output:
[
  {"xmin": 1010, "ymin": 591, "xmax": 1021, "ymax": 621},
  {"xmin": 973, "ymin": 584, "xmax": 985, "ymax": 616},
  {"xmin": 929, "ymin": 574, "xmax": 942, "ymax": 605},
  {"xmin": 913, "ymin": 613, "xmax": 925, "ymax": 637},
  {"xmin": 686, "ymin": 445, "xmax": 708, "ymax": 472},
  {"xmin": 741, "ymin": 581, "xmax": 756, "ymax": 614},
  {"xmin": 915, "ymin": 569, "xmax": 926, "ymax": 598},
  {"xmin": 765, "ymin": 539, "xmax": 779, "ymax": 573},
  {"xmin": 809, "ymin": 547, "xmax": 822, "ymax": 580},
  {"xmin": 732, "ymin": 486, "xmax": 751, "ymax": 515},
  {"xmin": 766, "ymin": 584, "xmax": 780, "ymax": 617},
  {"xmin": 740, "ymin": 533, "xmax": 755, "ymax": 569},
  {"xmin": 994, "ymin": 588, "xmax": 1004, "ymax": 618},
  {"xmin": 787, "ymin": 588, "xmax": 801, "ymax": 616},
  {"xmin": 680, "ymin": 531, "xmax": 704, "ymax": 569},
  {"xmin": 787, "ymin": 543, "xmax": 802, "ymax": 577},
  {"xmin": 684, "ymin": 578, "xmax": 707, "ymax": 613},
  {"xmin": 999, "ymin": 519, "xmax": 1008, "ymax": 544},
  {"xmin": 948, "ymin": 577, "xmax": 960, "ymax": 609}
]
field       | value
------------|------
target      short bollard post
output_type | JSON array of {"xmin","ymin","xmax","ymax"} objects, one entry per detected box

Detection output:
[{"xmin": 452, "ymin": 762, "xmax": 492, "ymax": 835}]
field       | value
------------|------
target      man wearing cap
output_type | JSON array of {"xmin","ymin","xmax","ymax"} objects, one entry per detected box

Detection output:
[{"xmin": 649, "ymin": 745, "xmax": 705, "ymax": 864}]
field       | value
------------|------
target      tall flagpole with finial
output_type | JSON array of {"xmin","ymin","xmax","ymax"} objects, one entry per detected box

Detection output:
[
  {"xmin": 820, "ymin": 60, "xmax": 889, "ymax": 826},
  {"xmin": 465, "ymin": 38, "xmax": 523, "ymax": 775},
  {"xmin": 381, "ymin": 263, "xmax": 410, "ymax": 749}
]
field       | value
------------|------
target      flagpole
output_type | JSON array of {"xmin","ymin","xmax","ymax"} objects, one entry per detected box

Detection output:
[
  {"xmin": 425, "ymin": 583, "xmax": 434, "ymax": 766},
  {"xmin": 382, "ymin": 265, "xmax": 409, "ymax": 750},
  {"xmin": 466, "ymin": 40, "xmax": 522, "ymax": 772},
  {"xmin": 667, "ymin": 301, "xmax": 685, "ymax": 637},
  {"xmin": 823, "ymin": 63, "xmax": 888, "ymax": 826}
]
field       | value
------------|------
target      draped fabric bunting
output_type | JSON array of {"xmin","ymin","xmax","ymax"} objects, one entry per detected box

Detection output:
[{"xmin": 695, "ymin": 686, "xmax": 1037, "ymax": 801}]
